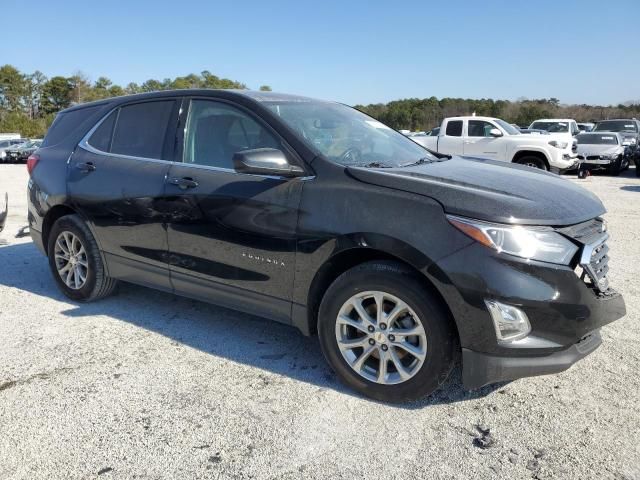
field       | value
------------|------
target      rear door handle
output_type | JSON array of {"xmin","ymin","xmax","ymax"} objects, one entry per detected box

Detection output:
[
  {"xmin": 76, "ymin": 162, "xmax": 96, "ymax": 173},
  {"xmin": 168, "ymin": 177, "xmax": 198, "ymax": 190}
]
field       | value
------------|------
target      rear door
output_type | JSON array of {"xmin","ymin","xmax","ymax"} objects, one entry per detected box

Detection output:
[
  {"xmin": 162, "ymin": 97, "xmax": 304, "ymax": 322},
  {"xmin": 68, "ymin": 98, "xmax": 181, "ymax": 290},
  {"xmin": 463, "ymin": 119, "xmax": 504, "ymax": 160},
  {"xmin": 437, "ymin": 120, "xmax": 464, "ymax": 155}
]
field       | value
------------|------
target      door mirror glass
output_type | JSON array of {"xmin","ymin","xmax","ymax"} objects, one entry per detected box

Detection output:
[
  {"xmin": 233, "ymin": 148, "xmax": 304, "ymax": 177},
  {"xmin": 489, "ymin": 128, "xmax": 503, "ymax": 137}
]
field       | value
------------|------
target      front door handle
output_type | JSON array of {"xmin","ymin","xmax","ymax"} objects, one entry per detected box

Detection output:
[
  {"xmin": 76, "ymin": 162, "xmax": 96, "ymax": 173},
  {"xmin": 169, "ymin": 177, "xmax": 198, "ymax": 190}
]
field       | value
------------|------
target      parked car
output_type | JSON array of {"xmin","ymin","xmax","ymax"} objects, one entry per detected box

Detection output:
[
  {"xmin": 0, "ymin": 133, "xmax": 21, "ymax": 141},
  {"xmin": 528, "ymin": 119, "xmax": 580, "ymax": 138},
  {"xmin": 518, "ymin": 128, "xmax": 550, "ymax": 135},
  {"xmin": 413, "ymin": 116, "xmax": 579, "ymax": 172},
  {"xmin": 592, "ymin": 119, "xmax": 640, "ymax": 160},
  {"xmin": 0, "ymin": 138, "xmax": 29, "ymax": 162},
  {"xmin": 4, "ymin": 139, "xmax": 42, "ymax": 163},
  {"xmin": 577, "ymin": 122, "xmax": 595, "ymax": 132},
  {"xmin": 576, "ymin": 132, "xmax": 631, "ymax": 176},
  {"xmin": 28, "ymin": 90, "xmax": 625, "ymax": 402}
]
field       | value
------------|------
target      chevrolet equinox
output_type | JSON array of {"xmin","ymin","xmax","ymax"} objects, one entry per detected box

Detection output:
[{"xmin": 27, "ymin": 90, "xmax": 626, "ymax": 402}]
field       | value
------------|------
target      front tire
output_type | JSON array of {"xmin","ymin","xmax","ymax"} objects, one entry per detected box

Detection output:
[
  {"xmin": 608, "ymin": 156, "xmax": 622, "ymax": 176},
  {"xmin": 47, "ymin": 214, "xmax": 117, "ymax": 302},
  {"xmin": 516, "ymin": 156, "xmax": 548, "ymax": 171},
  {"xmin": 318, "ymin": 261, "xmax": 457, "ymax": 402}
]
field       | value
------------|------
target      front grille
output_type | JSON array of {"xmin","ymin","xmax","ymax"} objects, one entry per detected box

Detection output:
[
  {"xmin": 577, "ymin": 155, "xmax": 605, "ymax": 160},
  {"xmin": 558, "ymin": 218, "xmax": 610, "ymax": 292}
]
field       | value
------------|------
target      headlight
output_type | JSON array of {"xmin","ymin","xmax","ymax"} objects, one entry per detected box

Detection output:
[
  {"xmin": 447, "ymin": 215, "xmax": 579, "ymax": 265},
  {"xmin": 548, "ymin": 140, "xmax": 569, "ymax": 149},
  {"xmin": 603, "ymin": 153, "xmax": 619, "ymax": 160}
]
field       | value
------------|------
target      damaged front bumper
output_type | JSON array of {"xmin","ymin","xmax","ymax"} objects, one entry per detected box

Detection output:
[{"xmin": 462, "ymin": 329, "xmax": 602, "ymax": 390}]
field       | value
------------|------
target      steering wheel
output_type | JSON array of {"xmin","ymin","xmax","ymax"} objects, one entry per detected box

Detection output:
[{"xmin": 340, "ymin": 147, "xmax": 362, "ymax": 164}]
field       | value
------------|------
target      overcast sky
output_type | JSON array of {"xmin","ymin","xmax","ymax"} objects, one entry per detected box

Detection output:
[{"xmin": 4, "ymin": 0, "xmax": 639, "ymax": 106}]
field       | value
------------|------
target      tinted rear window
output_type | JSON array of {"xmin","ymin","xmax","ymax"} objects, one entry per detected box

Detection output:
[
  {"xmin": 110, "ymin": 101, "xmax": 175, "ymax": 159},
  {"xmin": 42, "ymin": 106, "xmax": 101, "ymax": 147},
  {"xmin": 446, "ymin": 120, "xmax": 463, "ymax": 136}
]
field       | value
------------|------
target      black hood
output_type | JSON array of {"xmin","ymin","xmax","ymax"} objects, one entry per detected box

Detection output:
[{"xmin": 348, "ymin": 157, "xmax": 605, "ymax": 226}]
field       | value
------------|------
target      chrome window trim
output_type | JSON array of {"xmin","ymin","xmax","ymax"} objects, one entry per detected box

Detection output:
[
  {"xmin": 78, "ymin": 104, "xmax": 172, "ymax": 166},
  {"xmin": 77, "ymin": 106, "xmax": 316, "ymax": 181}
]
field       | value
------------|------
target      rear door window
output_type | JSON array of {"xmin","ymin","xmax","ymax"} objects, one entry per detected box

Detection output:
[
  {"xmin": 445, "ymin": 120, "xmax": 463, "ymax": 137},
  {"xmin": 110, "ymin": 101, "xmax": 176, "ymax": 160}
]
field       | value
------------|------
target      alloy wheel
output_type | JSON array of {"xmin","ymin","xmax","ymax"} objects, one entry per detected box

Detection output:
[
  {"xmin": 54, "ymin": 231, "xmax": 88, "ymax": 290},
  {"xmin": 335, "ymin": 291, "xmax": 427, "ymax": 385}
]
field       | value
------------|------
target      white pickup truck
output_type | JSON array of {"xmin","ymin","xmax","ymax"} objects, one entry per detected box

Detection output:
[{"xmin": 413, "ymin": 116, "xmax": 579, "ymax": 172}]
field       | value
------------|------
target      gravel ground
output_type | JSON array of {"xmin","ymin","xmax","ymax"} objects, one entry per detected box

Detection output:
[{"xmin": 0, "ymin": 164, "xmax": 638, "ymax": 480}]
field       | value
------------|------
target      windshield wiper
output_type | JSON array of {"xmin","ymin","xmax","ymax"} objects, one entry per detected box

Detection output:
[
  {"xmin": 361, "ymin": 162, "xmax": 392, "ymax": 168},
  {"xmin": 401, "ymin": 156, "xmax": 449, "ymax": 167}
]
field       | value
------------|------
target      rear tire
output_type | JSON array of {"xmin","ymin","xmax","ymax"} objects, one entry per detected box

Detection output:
[
  {"xmin": 317, "ymin": 261, "xmax": 457, "ymax": 402},
  {"xmin": 516, "ymin": 155, "xmax": 548, "ymax": 171},
  {"xmin": 47, "ymin": 214, "xmax": 117, "ymax": 302}
]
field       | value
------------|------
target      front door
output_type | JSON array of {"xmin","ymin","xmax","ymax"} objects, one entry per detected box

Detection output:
[
  {"xmin": 164, "ymin": 98, "xmax": 303, "ymax": 322},
  {"xmin": 68, "ymin": 98, "xmax": 181, "ymax": 290},
  {"xmin": 463, "ymin": 119, "xmax": 503, "ymax": 160}
]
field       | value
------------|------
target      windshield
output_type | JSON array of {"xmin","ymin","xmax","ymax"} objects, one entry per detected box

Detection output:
[
  {"xmin": 593, "ymin": 120, "xmax": 638, "ymax": 133},
  {"xmin": 530, "ymin": 121, "xmax": 569, "ymax": 133},
  {"xmin": 265, "ymin": 101, "xmax": 437, "ymax": 167},
  {"xmin": 494, "ymin": 119, "xmax": 520, "ymax": 135},
  {"xmin": 576, "ymin": 134, "xmax": 618, "ymax": 145}
]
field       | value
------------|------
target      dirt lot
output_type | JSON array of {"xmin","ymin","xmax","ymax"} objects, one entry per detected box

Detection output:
[{"xmin": 0, "ymin": 164, "xmax": 638, "ymax": 479}]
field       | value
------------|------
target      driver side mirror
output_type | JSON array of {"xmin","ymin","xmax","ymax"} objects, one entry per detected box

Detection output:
[
  {"xmin": 489, "ymin": 128, "xmax": 503, "ymax": 137},
  {"xmin": 233, "ymin": 148, "xmax": 305, "ymax": 177}
]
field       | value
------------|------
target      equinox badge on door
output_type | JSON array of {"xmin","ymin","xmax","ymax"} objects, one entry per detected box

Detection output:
[{"xmin": 242, "ymin": 252, "xmax": 285, "ymax": 267}]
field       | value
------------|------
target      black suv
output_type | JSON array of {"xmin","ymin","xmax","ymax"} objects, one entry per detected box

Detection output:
[{"xmin": 28, "ymin": 90, "xmax": 626, "ymax": 402}]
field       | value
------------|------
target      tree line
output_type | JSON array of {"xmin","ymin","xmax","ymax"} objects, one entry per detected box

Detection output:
[
  {"xmin": 0, "ymin": 64, "xmax": 272, "ymax": 137},
  {"xmin": 2, "ymin": 63, "xmax": 639, "ymax": 138},
  {"xmin": 354, "ymin": 97, "xmax": 640, "ymax": 132}
]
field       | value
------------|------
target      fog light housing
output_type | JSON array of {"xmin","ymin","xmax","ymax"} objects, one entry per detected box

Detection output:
[{"xmin": 485, "ymin": 300, "xmax": 531, "ymax": 343}]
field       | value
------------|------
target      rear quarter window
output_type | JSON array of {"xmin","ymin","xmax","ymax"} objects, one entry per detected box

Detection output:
[
  {"xmin": 87, "ymin": 110, "xmax": 117, "ymax": 152},
  {"xmin": 446, "ymin": 120, "xmax": 463, "ymax": 137},
  {"xmin": 41, "ymin": 106, "xmax": 102, "ymax": 147}
]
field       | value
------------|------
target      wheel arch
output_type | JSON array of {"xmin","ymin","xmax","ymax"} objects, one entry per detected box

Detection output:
[
  {"xmin": 512, "ymin": 150, "xmax": 551, "ymax": 170},
  {"xmin": 302, "ymin": 244, "xmax": 460, "ymax": 345},
  {"xmin": 42, "ymin": 204, "xmax": 78, "ymax": 254}
]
